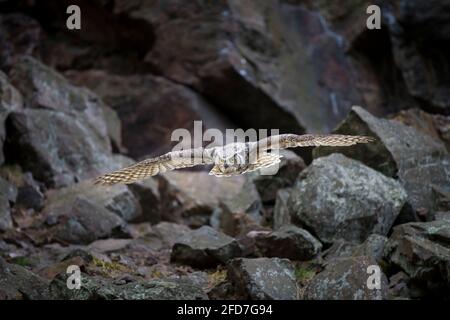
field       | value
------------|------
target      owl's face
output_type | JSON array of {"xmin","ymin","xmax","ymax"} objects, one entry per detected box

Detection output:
[{"xmin": 211, "ymin": 143, "xmax": 249, "ymax": 176}]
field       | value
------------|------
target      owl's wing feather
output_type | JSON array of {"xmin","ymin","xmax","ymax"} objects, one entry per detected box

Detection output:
[
  {"xmin": 94, "ymin": 147, "xmax": 214, "ymax": 185},
  {"xmin": 255, "ymin": 134, "xmax": 374, "ymax": 151}
]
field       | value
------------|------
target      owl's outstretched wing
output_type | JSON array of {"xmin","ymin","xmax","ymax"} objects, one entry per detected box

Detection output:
[
  {"xmin": 94, "ymin": 148, "xmax": 214, "ymax": 185},
  {"xmin": 254, "ymin": 134, "xmax": 374, "ymax": 151}
]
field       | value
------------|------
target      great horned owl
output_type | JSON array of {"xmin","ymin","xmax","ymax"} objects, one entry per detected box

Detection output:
[{"xmin": 94, "ymin": 134, "xmax": 374, "ymax": 185}]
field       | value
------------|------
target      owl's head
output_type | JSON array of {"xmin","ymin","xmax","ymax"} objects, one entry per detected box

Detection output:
[{"xmin": 210, "ymin": 154, "xmax": 246, "ymax": 176}]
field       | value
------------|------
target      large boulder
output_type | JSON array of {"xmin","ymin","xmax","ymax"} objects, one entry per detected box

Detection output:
[
  {"xmin": 304, "ymin": 256, "xmax": 389, "ymax": 300},
  {"xmin": 227, "ymin": 257, "xmax": 298, "ymax": 300},
  {"xmin": 9, "ymin": 56, "xmax": 119, "ymax": 149},
  {"xmin": 171, "ymin": 226, "xmax": 242, "ymax": 268},
  {"xmin": 314, "ymin": 106, "xmax": 448, "ymax": 219},
  {"xmin": 383, "ymin": 220, "xmax": 450, "ymax": 298},
  {"xmin": 289, "ymin": 153, "xmax": 407, "ymax": 244},
  {"xmin": 4, "ymin": 57, "xmax": 121, "ymax": 187},
  {"xmin": 66, "ymin": 70, "xmax": 231, "ymax": 159}
]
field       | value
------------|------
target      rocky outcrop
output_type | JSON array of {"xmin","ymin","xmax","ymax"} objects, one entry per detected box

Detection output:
[
  {"xmin": 66, "ymin": 70, "xmax": 231, "ymax": 159},
  {"xmin": 171, "ymin": 226, "xmax": 242, "ymax": 268},
  {"xmin": 116, "ymin": 0, "xmax": 365, "ymax": 134},
  {"xmin": 289, "ymin": 153, "xmax": 407, "ymax": 243},
  {"xmin": 4, "ymin": 57, "xmax": 121, "ymax": 187},
  {"xmin": 227, "ymin": 257, "xmax": 298, "ymax": 300}
]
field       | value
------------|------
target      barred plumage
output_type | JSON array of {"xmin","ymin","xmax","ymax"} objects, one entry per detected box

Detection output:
[{"xmin": 94, "ymin": 134, "xmax": 374, "ymax": 185}]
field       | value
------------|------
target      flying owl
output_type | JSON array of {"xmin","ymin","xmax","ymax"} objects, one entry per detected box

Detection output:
[{"xmin": 94, "ymin": 134, "xmax": 374, "ymax": 185}]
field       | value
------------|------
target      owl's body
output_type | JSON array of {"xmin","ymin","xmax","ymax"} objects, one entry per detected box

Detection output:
[{"xmin": 94, "ymin": 134, "xmax": 374, "ymax": 185}]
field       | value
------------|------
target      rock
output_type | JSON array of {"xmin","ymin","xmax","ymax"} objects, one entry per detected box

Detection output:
[
  {"xmin": 152, "ymin": 222, "xmax": 192, "ymax": 248},
  {"xmin": 323, "ymin": 234, "xmax": 388, "ymax": 263},
  {"xmin": 435, "ymin": 212, "xmax": 450, "ymax": 222},
  {"xmin": 383, "ymin": 220, "xmax": 450, "ymax": 298},
  {"xmin": 159, "ymin": 171, "xmax": 245, "ymax": 227},
  {"xmin": 392, "ymin": 108, "xmax": 450, "ymax": 152},
  {"xmin": 388, "ymin": 271, "xmax": 411, "ymax": 300},
  {"xmin": 171, "ymin": 226, "xmax": 242, "ymax": 268},
  {"xmin": 273, "ymin": 188, "xmax": 292, "ymax": 230},
  {"xmin": 128, "ymin": 177, "xmax": 161, "ymax": 224},
  {"xmin": 222, "ymin": 179, "xmax": 263, "ymax": 220},
  {"xmin": 49, "ymin": 197, "xmax": 128, "ymax": 245},
  {"xmin": 49, "ymin": 273, "xmax": 208, "ymax": 300},
  {"xmin": 385, "ymin": 0, "xmax": 450, "ymax": 114},
  {"xmin": 5, "ymin": 109, "xmax": 110, "ymax": 187},
  {"xmin": 254, "ymin": 225, "xmax": 322, "ymax": 260},
  {"xmin": 4, "ymin": 57, "xmax": 122, "ymax": 187},
  {"xmin": 15, "ymin": 172, "xmax": 44, "ymax": 211},
  {"xmin": 0, "ymin": 257, "xmax": 49, "ymax": 299},
  {"xmin": 352, "ymin": 234, "xmax": 388, "ymax": 262},
  {"xmin": 117, "ymin": 0, "xmax": 365, "ymax": 134},
  {"xmin": 0, "ymin": 14, "xmax": 42, "ymax": 70},
  {"xmin": 0, "ymin": 176, "xmax": 17, "ymax": 231},
  {"xmin": 227, "ymin": 257, "xmax": 298, "ymax": 300},
  {"xmin": 313, "ymin": 106, "xmax": 449, "ymax": 217},
  {"xmin": 250, "ymin": 150, "xmax": 305, "ymax": 203},
  {"xmin": 0, "ymin": 71, "xmax": 22, "ymax": 165},
  {"xmin": 9, "ymin": 56, "xmax": 118, "ymax": 148},
  {"xmin": 289, "ymin": 153, "xmax": 407, "ymax": 243},
  {"xmin": 88, "ymin": 239, "xmax": 133, "ymax": 254},
  {"xmin": 44, "ymin": 180, "xmax": 141, "ymax": 222},
  {"xmin": 211, "ymin": 179, "xmax": 265, "ymax": 236},
  {"xmin": 66, "ymin": 70, "xmax": 230, "ymax": 159},
  {"xmin": 304, "ymin": 256, "xmax": 389, "ymax": 300}
]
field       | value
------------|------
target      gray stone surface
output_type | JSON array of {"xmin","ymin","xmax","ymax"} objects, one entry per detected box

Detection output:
[
  {"xmin": 314, "ymin": 106, "xmax": 449, "ymax": 217},
  {"xmin": 49, "ymin": 273, "xmax": 208, "ymax": 300},
  {"xmin": 304, "ymin": 256, "xmax": 389, "ymax": 300},
  {"xmin": 289, "ymin": 153, "xmax": 407, "ymax": 243},
  {"xmin": 384, "ymin": 220, "xmax": 450, "ymax": 298},
  {"xmin": 0, "ymin": 257, "xmax": 50, "ymax": 299},
  {"xmin": 227, "ymin": 257, "xmax": 298, "ymax": 300},
  {"xmin": 255, "ymin": 225, "xmax": 322, "ymax": 260},
  {"xmin": 171, "ymin": 226, "xmax": 242, "ymax": 268}
]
